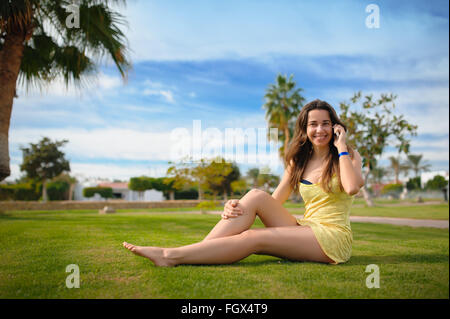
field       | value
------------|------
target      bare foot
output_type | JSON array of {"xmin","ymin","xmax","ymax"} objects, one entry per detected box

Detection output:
[{"xmin": 122, "ymin": 242, "xmax": 176, "ymax": 267}]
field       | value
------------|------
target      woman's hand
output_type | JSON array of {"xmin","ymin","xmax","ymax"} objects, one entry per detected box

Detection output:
[
  {"xmin": 333, "ymin": 124, "xmax": 347, "ymax": 150},
  {"xmin": 221, "ymin": 199, "xmax": 243, "ymax": 219}
]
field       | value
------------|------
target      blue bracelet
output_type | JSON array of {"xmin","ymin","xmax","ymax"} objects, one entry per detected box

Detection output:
[{"xmin": 339, "ymin": 151, "xmax": 349, "ymax": 157}]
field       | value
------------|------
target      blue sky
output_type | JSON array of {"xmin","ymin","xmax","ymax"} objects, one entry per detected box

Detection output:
[{"xmin": 7, "ymin": 0, "xmax": 449, "ymax": 182}]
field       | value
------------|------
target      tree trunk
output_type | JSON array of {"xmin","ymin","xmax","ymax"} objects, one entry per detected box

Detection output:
[
  {"xmin": 169, "ymin": 190, "xmax": 175, "ymax": 200},
  {"xmin": 198, "ymin": 183, "xmax": 203, "ymax": 200},
  {"xmin": 361, "ymin": 186, "xmax": 374, "ymax": 207},
  {"xmin": 68, "ymin": 183, "xmax": 75, "ymax": 201},
  {"xmin": 223, "ymin": 192, "xmax": 228, "ymax": 202},
  {"xmin": 0, "ymin": 32, "xmax": 26, "ymax": 181},
  {"xmin": 42, "ymin": 179, "xmax": 48, "ymax": 202},
  {"xmin": 362, "ymin": 164, "xmax": 374, "ymax": 207}
]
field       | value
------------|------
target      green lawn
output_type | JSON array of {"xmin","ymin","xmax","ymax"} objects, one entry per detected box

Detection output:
[
  {"xmin": 113, "ymin": 201, "xmax": 449, "ymax": 220},
  {"xmin": 285, "ymin": 203, "xmax": 449, "ymax": 220},
  {"xmin": 0, "ymin": 210, "xmax": 448, "ymax": 299}
]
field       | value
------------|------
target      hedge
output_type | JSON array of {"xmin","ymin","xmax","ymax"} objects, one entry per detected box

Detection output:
[
  {"xmin": 381, "ymin": 183, "xmax": 403, "ymax": 196},
  {"xmin": 0, "ymin": 183, "xmax": 40, "ymax": 201},
  {"xmin": 83, "ymin": 187, "xmax": 113, "ymax": 198}
]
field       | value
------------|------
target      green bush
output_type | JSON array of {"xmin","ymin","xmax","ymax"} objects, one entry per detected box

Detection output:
[
  {"xmin": 0, "ymin": 183, "xmax": 40, "ymax": 201},
  {"xmin": 425, "ymin": 175, "xmax": 448, "ymax": 190},
  {"xmin": 381, "ymin": 183, "xmax": 403, "ymax": 197},
  {"xmin": 47, "ymin": 181, "xmax": 70, "ymax": 201},
  {"xmin": 83, "ymin": 187, "xmax": 113, "ymax": 199},
  {"xmin": 0, "ymin": 185, "xmax": 15, "ymax": 200},
  {"xmin": 173, "ymin": 187, "xmax": 199, "ymax": 200},
  {"xmin": 406, "ymin": 177, "xmax": 422, "ymax": 190},
  {"xmin": 129, "ymin": 177, "xmax": 153, "ymax": 192}
]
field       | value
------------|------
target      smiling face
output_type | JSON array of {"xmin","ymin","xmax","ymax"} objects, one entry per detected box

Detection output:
[{"xmin": 306, "ymin": 109, "xmax": 333, "ymax": 147}]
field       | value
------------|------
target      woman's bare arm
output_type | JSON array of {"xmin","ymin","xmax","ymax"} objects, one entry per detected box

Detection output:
[
  {"xmin": 337, "ymin": 148, "xmax": 365, "ymax": 195},
  {"xmin": 271, "ymin": 160, "xmax": 294, "ymax": 204},
  {"xmin": 333, "ymin": 125, "xmax": 364, "ymax": 195}
]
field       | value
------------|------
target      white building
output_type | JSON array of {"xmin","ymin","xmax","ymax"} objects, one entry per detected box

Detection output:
[
  {"xmin": 98, "ymin": 182, "xmax": 164, "ymax": 201},
  {"xmin": 73, "ymin": 180, "xmax": 164, "ymax": 201}
]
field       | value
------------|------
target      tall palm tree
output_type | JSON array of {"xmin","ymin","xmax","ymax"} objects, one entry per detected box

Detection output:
[
  {"xmin": 406, "ymin": 154, "xmax": 431, "ymax": 178},
  {"xmin": 0, "ymin": 0, "xmax": 131, "ymax": 181},
  {"xmin": 369, "ymin": 165, "xmax": 388, "ymax": 184},
  {"xmin": 246, "ymin": 168, "xmax": 260, "ymax": 188},
  {"xmin": 388, "ymin": 156, "xmax": 409, "ymax": 184},
  {"xmin": 262, "ymin": 74, "xmax": 305, "ymax": 167}
]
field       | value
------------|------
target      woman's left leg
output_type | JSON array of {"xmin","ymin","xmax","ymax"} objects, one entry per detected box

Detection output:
[{"xmin": 123, "ymin": 225, "xmax": 334, "ymax": 266}]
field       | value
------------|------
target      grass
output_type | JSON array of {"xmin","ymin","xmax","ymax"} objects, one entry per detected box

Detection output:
[
  {"xmin": 0, "ymin": 209, "xmax": 448, "ymax": 299},
  {"xmin": 286, "ymin": 204, "xmax": 449, "ymax": 220},
  {"xmin": 348, "ymin": 204, "xmax": 449, "ymax": 220},
  {"xmin": 111, "ymin": 200, "xmax": 450, "ymax": 220},
  {"xmin": 5, "ymin": 201, "xmax": 448, "ymax": 221}
]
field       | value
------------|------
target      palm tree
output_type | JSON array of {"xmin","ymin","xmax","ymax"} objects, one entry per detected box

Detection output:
[
  {"xmin": 406, "ymin": 154, "xmax": 431, "ymax": 178},
  {"xmin": 388, "ymin": 156, "xmax": 409, "ymax": 184},
  {"xmin": 369, "ymin": 165, "xmax": 388, "ymax": 185},
  {"xmin": 246, "ymin": 168, "xmax": 260, "ymax": 188},
  {"xmin": 0, "ymin": 0, "xmax": 131, "ymax": 181},
  {"xmin": 262, "ymin": 74, "xmax": 305, "ymax": 166}
]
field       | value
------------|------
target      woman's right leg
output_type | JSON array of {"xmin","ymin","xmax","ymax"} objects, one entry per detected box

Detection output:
[{"xmin": 202, "ymin": 189, "xmax": 298, "ymax": 241}]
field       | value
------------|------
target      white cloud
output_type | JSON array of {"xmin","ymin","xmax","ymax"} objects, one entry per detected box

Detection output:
[
  {"xmin": 17, "ymin": 72, "xmax": 123, "ymax": 99},
  {"xmin": 98, "ymin": 73, "xmax": 122, "ymax": 89},
  {"xmin": 159, "ymin": 90, "xmax": 175, "ymax": 103},
  {"xmin": 10, "ymin": 128, "xmax": 173, "ymax": 161},
  {"xmin": 141, "ymin": 80, "xmax": 176, "ymax": 103},
  {"xmin": 70, "ymin": 163, "xmax": 169, "ymax": 181},
  {"xmin": 3, "ymin": 162, "xmax": 169, "ymax": 183},
  {"xmin": 143, "ymin": 89, "xmax": 175, "ymax": 103},
  {"xmin": 8, "ymin": 123, "xmax": 283, "ymax": 171}
]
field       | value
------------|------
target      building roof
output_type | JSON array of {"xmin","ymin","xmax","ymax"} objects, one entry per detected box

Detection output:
[{"xmin": 97, "ymin": 182, "xmax": 129, "ymax": 189}]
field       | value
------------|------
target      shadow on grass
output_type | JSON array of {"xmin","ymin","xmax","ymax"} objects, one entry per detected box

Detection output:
[
  {"xmin": 176, "ymin": 253, "xmax": 449, "ymax": 268},
  {"xmin": 176, "ymin": 259, "xmax": 314, "ymax": 268},
  {"xmin": 343, "ymin": 253, "xmax": 449, "ymax": 266}
]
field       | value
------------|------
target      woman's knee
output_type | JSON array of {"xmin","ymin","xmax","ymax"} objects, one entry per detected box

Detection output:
[
  {"xmin": 237, "ymin": 189, "xmax": 264, "ymax": 213},
  {"xmin": 246, "ymin": 188, "xmax": 265, "ymax": 198}
]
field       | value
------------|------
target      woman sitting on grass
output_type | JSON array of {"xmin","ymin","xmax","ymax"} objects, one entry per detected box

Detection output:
[{"xmin": 123, "ymin": 99, "xmax": 364, "ymax": 266}]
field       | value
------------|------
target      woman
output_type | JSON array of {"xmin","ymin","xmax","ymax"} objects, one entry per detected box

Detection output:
[{"xmin": 123, "ymin": 99, "xmax": 364, "ymax": 266}]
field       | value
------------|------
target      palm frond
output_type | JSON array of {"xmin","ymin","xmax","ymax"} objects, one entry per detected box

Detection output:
[{"xmin": 5, "ymin": 0, "xmax": 132, "ymax": 91}]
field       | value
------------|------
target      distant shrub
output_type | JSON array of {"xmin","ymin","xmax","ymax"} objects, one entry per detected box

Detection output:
[
  {"xmin": 406, "ymin": 177, "xmax": 421, "ymax": 190},
  {"xmin": 0, "ymin": 185, "xmax": 15, "ymax": 200},
  {"xmin": 381, "ymin": 183, "xmax": 403, "ymax": 198},
  {"xmin": 47, "ymin": 181, "xmax": 70, "ymax": 200},
  {"xmin": 0, "ymin": 183, "xmax": 40, "ymax": 201},
  {"xmin": 83, "ymin": 187, "xmax": 113, "ymax": 199},
  {"xmin": 425, "ymin": 175, "xmax": 448, "ymax": 190},
  {"xmin": 173, "ymin": 188, "xmax": 199, "ymax": 200}
]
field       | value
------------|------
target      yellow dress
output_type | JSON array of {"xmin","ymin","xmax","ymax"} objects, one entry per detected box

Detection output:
[{"xmin": 296, "ymin": 175, "xmax": 354, "ymax": 265}]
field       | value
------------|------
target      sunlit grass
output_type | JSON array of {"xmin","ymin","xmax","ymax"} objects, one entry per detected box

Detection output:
[{"xmin": 0, "ymin": 210, "xmax": 448, "ymax": 298}]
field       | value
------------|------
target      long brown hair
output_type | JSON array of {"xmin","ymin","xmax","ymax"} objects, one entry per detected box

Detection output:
[{"xmin": 284, "ymin": 99, "xmax": 354, "ymax": 193}]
